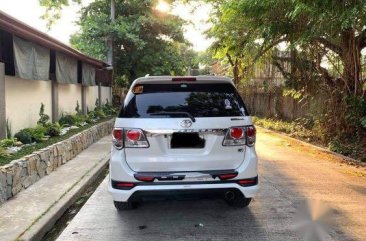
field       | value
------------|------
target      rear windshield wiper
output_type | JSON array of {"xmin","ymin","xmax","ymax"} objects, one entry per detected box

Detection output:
[{"xmin": 150, "ymin": 111, "xmax": 196, "ymax": 122}]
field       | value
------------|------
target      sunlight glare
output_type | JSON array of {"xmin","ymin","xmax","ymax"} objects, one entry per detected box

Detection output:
[{"xmin": 155, "ymin": 0, "xmax": 170, "ymax": 13}]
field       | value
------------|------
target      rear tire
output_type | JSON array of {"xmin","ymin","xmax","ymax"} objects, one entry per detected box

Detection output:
[
  {"xmin": 225, "ymin": 191, "xmax": 252, "ymax": 208},
  {"xmin": 114, "ymin": 201, "xmax": 137, "ymax": 210}
]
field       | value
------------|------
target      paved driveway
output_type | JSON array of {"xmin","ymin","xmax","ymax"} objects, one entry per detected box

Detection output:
[{"xmin": 57, "ymin": 128, "xmax": 366, "ymax": 241}]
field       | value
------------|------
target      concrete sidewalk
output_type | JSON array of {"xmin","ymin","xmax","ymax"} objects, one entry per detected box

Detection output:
[{"xmin": 0, "ymin": 136, "xmax": 111, "ymax": 241}]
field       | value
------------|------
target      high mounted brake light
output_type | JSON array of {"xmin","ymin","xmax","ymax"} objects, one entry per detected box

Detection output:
[{"xmin": 172, "ymin": 77, "xmax": 196, "ymax": 82}]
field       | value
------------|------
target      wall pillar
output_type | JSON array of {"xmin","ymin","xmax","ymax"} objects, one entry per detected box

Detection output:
[
  {"xmin": 110, "ymin": 85, "xmax": 113, "ymax": 104},
  {"xmin": 51, "ymin": 74, "xmax": 59, "ymax": 122},
  {"xmin": 81, "ymin": 85, "xmax": 87, "ymax": 114},
  {"xmin": 98, "ymin": 82, "xmax": 102, "ymax": 107},
  {"xmin": 0, "ymin": 63, "xmax": 6, "ymax": 138}
]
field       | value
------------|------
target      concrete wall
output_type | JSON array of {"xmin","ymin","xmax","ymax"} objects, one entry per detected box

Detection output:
[
  {"xmin": 85, "ymin": 86, "xmax": 98, "ymax": 111},
  {"xmin": 100, "ymin": 86, "xmax": 112, "ymax": 105},
  {"xmin": 58, "ymin": 83, "xmax": 82, "ymax": 116},
  {"xmin": 3, "ymin": 75, "xmax": 112, "ymax": 135},
  {"xmin": 5, "ymin": 76, "xmax": 52, "ymax": 134}
]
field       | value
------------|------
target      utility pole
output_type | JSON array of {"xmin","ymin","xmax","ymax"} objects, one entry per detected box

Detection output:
[
  {"xmin": 107, "ymin": 0, "xmax": 116, "ymax": 105},
  {"xmin": 107, "ymin": 0, "xmax": 115, "ymax": 67}
]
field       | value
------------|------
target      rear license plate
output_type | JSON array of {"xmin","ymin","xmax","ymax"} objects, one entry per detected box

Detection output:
[{"xmin": 170, "ymin": 132, "xmax": 205, "ymax": 149}]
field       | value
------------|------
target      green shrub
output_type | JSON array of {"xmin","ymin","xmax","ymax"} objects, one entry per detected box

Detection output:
[
  {"xmin": 14, "ymin": 129, "xmax": 33, "ymax": 144},
  {"xmin": 14, "ymin": 126, "xmax": 47, "ymax": 144},
  {"xmin": 6, "ymin": 119, "xmax": 12, "ymax": 139},
  {"xmin": 75, "ymin": 101, "xmax": 81, "ymax": 114},
  {"xmin": 95, "ymin": 109, "xmax": 106, "ymax": 118},
  {"xmin": 59, "ymin": 114, "xmax": 76, "ymax": 126},
  {"xmin": 0, "ymin": 138, "xmax": 17, "ymax": 148},
  {"xmin": 85, "ymin": 111, "xmax": 94, "ymax": 123},
  {"xmin": 95, "ymin": 98, "xmax": 100, "ymax": 108},
  {"xmin": 37, "ymin": 103, "xmax": 50, "ymax": 126},
  {"xmin": 74, "ymin": 113, "xmax": 87, "ymax": 126},
  {"xmin": 45, "ymin": 122, "xmax": 61, "ymax": 137},
  {"xmin": 102, "ymin": 101, "xmax": 117, "ymax": 116},
  {"xmin": 30, "ymin": 125, "xmax": 47, "ymax": 142},
  {"xmin": 0, "ymin": 146, "xmax": 10, "ymax": 158},
  {"xmin": 361, "ymin": 117, "xmax": 366, "ymax": 129},
  {"xmin": 329, "ymin": 139, "xmax": 353, "ymax": 156}
]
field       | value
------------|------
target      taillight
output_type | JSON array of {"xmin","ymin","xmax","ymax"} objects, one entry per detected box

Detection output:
[
  {"xmin": 112, "ymin": 128, "xmax": 123, "ymax": 149},
  {"xmin": 245, "ymin": 125, "xmax": 256, "ymax": 147},
  {"xmin": 223, "ymin": 127, "xmax": 245, "ymax": 146},
  {"xmin": 112, "ymin": 128, "xmax": 149, "ymax": 149},
  {"xmin": 230, "ymin": 127, "xmax": 244, "ymax": 139},
  {"xmin": 126, "ymin": 129, "xmax": 141, "ymax": 141},
  {"xmin": 124, "ymin": 128, "xmax": 149, "ymax": 148},
  {"xmin": 223, "ymin": 125, "xmax": 256, "ymax": 147}
]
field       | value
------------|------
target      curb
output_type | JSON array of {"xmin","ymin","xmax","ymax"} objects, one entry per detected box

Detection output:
[
  {"xmin": 256, "ymin": 126, "xmax": 365, "ymax": 167},
  {"xmin": 18, "ymin": 154, "xmax": 110, "ymax": 241}
]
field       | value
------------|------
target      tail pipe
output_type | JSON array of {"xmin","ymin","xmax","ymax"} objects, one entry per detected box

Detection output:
[{"xmin": 224, "ymin": 190, "xmax": 236, "ymax": 200}]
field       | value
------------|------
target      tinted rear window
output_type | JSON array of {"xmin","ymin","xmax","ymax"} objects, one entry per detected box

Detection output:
[{"xmin": 119, "ymin": 83, "xmax": 249, "ymax": 118}]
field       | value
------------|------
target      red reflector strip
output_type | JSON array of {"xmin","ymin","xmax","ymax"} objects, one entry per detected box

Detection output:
[
  {"xmin": 218, "ymin": 173, "xmax": 238, "ymax": 180},
  {"xmin": 238, "ymin": 180, "xmax": 255, "ymax": 184},
  {"xmin": 134, "ymin": 175, "xmax": 155, "ymax": 182},
  {"xmin": 116, "ymin": 182, "xmax": 135, "ymax": 187},
  {"xmin": 172, "ymin": 77, "xmax": 196, "ymax": 82}
]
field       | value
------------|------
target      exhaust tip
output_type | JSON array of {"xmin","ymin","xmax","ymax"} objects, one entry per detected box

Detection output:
[{"xmin": 225, "ymin": 191, "xmax": 235, "ymax": 200}]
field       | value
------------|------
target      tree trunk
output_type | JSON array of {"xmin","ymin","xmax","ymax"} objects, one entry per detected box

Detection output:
[
  {"xmin": 226, "ymin": 53, "xmax": 239, "ymax": 86},
  {"xmin": 233, "ymin": 59, "xmax": 239, "ymax": 86},
  {"xmin": 340, "ymin": 29, "xmax": 362, "ymax": 96}
]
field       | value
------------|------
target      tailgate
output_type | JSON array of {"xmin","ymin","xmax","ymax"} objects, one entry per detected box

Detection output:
[{"xmin": 117, "ymin": 117, "xmax": 252, "ymax": 172}]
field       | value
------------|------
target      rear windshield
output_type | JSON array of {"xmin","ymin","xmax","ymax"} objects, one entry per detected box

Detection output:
[{"xmin": 119, "ymin": 83, "xmax": 249, "ymax": 118}]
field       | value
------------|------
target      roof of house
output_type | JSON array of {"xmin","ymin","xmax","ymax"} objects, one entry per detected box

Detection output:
[{"xmin": 0, "ymin": 10, "xmax": 108, "ymax": 69}]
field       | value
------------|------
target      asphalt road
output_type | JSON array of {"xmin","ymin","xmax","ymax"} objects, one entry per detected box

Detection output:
[{"xmin": 57, "ymin": 128, "xmax": 366, "ymax": 241}]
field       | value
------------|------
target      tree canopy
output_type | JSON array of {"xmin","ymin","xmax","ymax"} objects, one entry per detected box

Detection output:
[
  {"xmin": 75, "ymin": 0, "xmax": 197, "ymax": 83},
  {"xmin": 207, "ymin": 0, "xmax": 366, "ymax": 92},
  {"xmin": 204, "ymin": 0, "xmax": 366, "ymax": 148},
  {"xmin": 40, "ymin": 0, "xmax": 198, "ymax": 85}
]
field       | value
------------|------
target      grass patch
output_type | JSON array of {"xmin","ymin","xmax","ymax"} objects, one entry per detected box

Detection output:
[
  {"xmin": 252, "ymin": 116, "xmax": 366, "ymax": 162},
  {"xmin": 0, "ymin": 118, "xmax": 113, "ymax": 166},
  {"xmin": 252, "ymin": 116, "xmax": 315, "ymax": 141}
]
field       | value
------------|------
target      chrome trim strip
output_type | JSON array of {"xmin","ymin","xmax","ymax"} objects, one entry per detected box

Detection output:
[{"xmin": 144, "ymin": 128, "xmax": 227, "ymax": 136}]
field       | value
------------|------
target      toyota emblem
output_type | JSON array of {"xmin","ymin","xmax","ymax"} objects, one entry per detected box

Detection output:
[{"xmin": 180, "ymin": 119, "xmax": 192, "ymax": 128}]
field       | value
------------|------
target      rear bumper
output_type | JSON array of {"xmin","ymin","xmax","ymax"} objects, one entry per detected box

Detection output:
[{"xmin": 108, "ymin": 178, "xmax": 259, "ymax": 202}]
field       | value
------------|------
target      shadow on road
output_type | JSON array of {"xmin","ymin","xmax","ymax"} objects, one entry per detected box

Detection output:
[{"xmin": 114, "ymin": 198, "xmax": 270, "ymax": 241}]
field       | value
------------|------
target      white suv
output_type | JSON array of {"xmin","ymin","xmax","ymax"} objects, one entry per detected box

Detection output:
[{"xmin": 108, "ymin": 76, "xmax": 258, "ymax": 210}]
